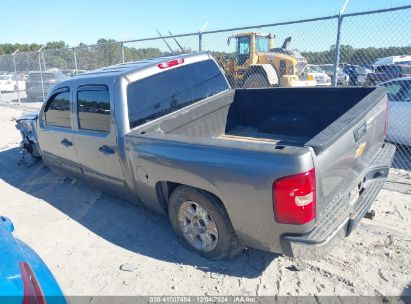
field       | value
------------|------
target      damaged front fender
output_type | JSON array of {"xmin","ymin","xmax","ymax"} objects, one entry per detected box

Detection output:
[{"xmin": 15, "ymin": 113, "xmax": 41, "ymax": 159}]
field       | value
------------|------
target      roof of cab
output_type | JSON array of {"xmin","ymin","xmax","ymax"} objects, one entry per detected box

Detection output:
[{"xmin": 74, "ymin": 52, "xmax": 211, "ymax": 80}]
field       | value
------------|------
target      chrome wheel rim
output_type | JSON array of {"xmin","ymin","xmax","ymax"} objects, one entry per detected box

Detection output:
[{"xmin": 178, "ymin": 201, "xmax": 219, "ymax": 252}]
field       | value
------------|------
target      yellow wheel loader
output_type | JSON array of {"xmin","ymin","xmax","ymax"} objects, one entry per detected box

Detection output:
[{"xmin": 217, "ymin": 32, "xmax": 315, "ymax": 88}]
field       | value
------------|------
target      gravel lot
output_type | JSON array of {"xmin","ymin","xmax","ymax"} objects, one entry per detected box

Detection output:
[{"xmin": 0, "ymin": 97, "xmax": 410, "ymax": 299}]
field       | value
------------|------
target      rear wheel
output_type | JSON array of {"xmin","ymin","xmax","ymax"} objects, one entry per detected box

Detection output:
[
  {"xmin": 168, "ymin": 186, "xmax": 243, "ymax": 260},
  {"xmin": 243, "ymin": 73, "xmax": 269, "ymax": 88},
  {"xmin": 364, "ymin": 79, "xmax": 375, "ymax": 86}
]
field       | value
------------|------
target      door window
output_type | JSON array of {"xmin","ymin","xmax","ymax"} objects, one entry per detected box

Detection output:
[
  {"xmin": 279, "ymin": 60, "xmax": 287, "ymax": 76},
  {"xmin": 44, "ymin": 91, "xmax": 71, "ymax": 128},
  {"xmin": 384, "ymin": 80, "xmax": 411, "ymax": 102},
  {"xmin": 77, "ymin": 85, "xmax": 111, "ymax": 132},
  {"xmin": 236, "ymin": 36, "xmax": 251, "ymax": 66}
]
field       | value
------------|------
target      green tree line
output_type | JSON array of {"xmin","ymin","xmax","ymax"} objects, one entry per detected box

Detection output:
[
  {"xmin": 1, "ymin": 38, "xmax": 410, "ymax": 73},
  {"xmin": 0, "ymin": 38, "xmax": 180, "ymax": 72}
]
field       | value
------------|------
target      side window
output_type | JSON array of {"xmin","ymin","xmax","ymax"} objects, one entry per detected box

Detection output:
[
  {"xmin": 237, "ymin": 36, "xmax": 251, "ymax": 56},
  {"xmin": 77, "ymin": 85, "xmax": 110, "ymax": 132},
  {"xmin": 279, "ymin": 60, "xmax": 287, "ymax": 76},
  {"xmin": 384, "ymin": 81, "xmax": 411, "ymax": 102},
  {"xmin": 44, "ymin": 91, "xmax": 71, "ymax": 128}
]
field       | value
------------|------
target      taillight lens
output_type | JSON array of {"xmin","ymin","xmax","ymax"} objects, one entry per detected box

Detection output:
[
  {"xmin": 157, "ymin": 58, "xmax": 184, "ymax": 69},
  {"xmin": 19, "ymin": 262, "xmax": 45, "ymax": 304},
  {"xmin": 273, "ymin": 169, "xmax": 316, "ymax": 225},
  {"xmin": 384, "ymin": 96, "xmax": 389, "ymax": 136}
]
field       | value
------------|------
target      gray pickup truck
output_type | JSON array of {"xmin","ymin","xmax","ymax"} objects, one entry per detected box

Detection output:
[{"xmin": 16, "ymin": 53, "xmax": 395, "ymax": 260}]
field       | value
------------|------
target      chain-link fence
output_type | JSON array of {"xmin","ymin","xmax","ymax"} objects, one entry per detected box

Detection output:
[{"xmin": 0, "ymin": 5, "xmax": 410, "ymax": 170}]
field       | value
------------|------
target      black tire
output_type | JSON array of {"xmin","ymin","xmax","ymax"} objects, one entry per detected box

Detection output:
[
  {"xmin": 243, "ymin": 73, "xmax": 269, "ymax": 88},
  {"xmin": 168, "ymin": 185, "xmax": 243, "ymax": 260},
  {"xmin": 364, "ymin": 79, "xmax": 375, "ymax": 87}
]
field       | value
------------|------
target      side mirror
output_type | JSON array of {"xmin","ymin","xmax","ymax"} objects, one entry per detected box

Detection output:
[
  {"xmin": 1, "ymin": 216, "xmax": 15, "ymax": 233},
  {"xmin": 227, "ymin": 37, "xmax": 232, "ymax": 46}
]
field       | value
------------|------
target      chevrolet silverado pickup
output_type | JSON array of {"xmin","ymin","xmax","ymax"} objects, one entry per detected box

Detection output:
[{"xmin": 16, "ymin": 53, "xmax": 395, "ymax": 260}]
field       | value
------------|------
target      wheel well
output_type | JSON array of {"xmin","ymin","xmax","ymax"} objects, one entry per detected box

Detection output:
[
  {"xmin": 244, "ymin": 65, "xmax": 279, "ymax": 86},
  {"xmin": 156, "ymin": 181, "xmax": 180, "ymax": 213},
  {"xmin": 244, "ymin": 66, "xmax": 268, "ymax": 80},
  {"xmin": 155, "ymin": 182, "xmax": 229, "ymax": 218}
]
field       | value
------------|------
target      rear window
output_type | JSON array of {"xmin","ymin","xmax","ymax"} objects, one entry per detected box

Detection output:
[
  {"xmin": 400, "ymin": 66, "xmax": 411, "ymax": 74},
  {"xmin": 29, "ymin": 73, "xmax": 60, "ymax": 82},
  {"xmin": 376, "ymin": 66, "xmax": 399, "ymax": 74},
  {"xmin": 127, "ymin": 59, "xmax": 229, "ymax": 128}
]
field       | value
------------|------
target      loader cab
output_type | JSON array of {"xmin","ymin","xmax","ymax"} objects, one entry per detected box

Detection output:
[
  {"xmin": 236, "ymin": 35, "xmax": 251, "ymax": 66},
  {"xmin": 228, "ymin": 33, "xmax": 274, "ymax": 67}
]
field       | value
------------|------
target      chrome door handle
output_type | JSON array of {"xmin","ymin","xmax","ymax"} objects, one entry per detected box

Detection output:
[
  {"xmin": 98, "ymin": 145, "xmax": 115, "ymax": 155},
  {"xmin": 60, "ymin": 138, "xmax": 73, "ymax": 147}
]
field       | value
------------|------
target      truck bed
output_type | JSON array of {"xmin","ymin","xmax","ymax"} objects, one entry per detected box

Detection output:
[
  {"xmin": 125, "ymin": 86, "xmax": 389, "ymax": 254},
  {"xmin": 138, "ymin": 87, "xmax": 378, "ymax": 152}
]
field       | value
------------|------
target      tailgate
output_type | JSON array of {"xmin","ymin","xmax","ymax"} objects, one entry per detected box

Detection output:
[{"xmin": 306, "ymin": 87, "xmax": 388, "ymax": 215}]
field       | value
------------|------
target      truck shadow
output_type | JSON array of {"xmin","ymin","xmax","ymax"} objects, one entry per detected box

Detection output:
[
  {"xmin": 402, "ymin": 283, "xmax": 411, "ymax": 303},
  {"xmin": 0, "ymin": 147, "xmax": 278, "ymax": 278}
]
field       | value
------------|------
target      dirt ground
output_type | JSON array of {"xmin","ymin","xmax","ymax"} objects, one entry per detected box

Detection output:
[{"xmin": 0, "ymin": 100, "xmax": 410, "ymax": 298}]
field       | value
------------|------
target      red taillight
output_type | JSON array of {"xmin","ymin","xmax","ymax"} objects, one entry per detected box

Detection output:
[
  {"xmin": 157, "ymin": 58, "xmax": 184, "ymax": 69},
  {"xmin": 273, "ymin": 169, "xmax": 316, "ymax": 225},
  {"xmin": 384, "ymin": 96, "xmax": 389, "ymax": 136},
  {"xmin": 19, "ymin": 262, "xmax": 45, "ymax": 304}
]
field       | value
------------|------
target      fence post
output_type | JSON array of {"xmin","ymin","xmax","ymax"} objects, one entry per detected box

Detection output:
[
  {"xmin": 73, "ymin": 49, "xmax": 78, "ymax": 75},
  {"xmin": 333, "ymin": 0, "xmax": 350, "ymax": 86},
  {"xmin": 198, "ymin": 33, "xmax": 203, "ymax": 52},
  {"xmin": 12, "ymin": 50, "xmax": 21, "ymax": 105},
  {"xmin": 121, "ymin": 42, "xmax": 125, "ymax": 63},
  {"xmin": 37, "ymin": 46, "xmax": 45, "ymax": 102},
  {"xmin": 333, "ymin": 15, "xmax": 344, "ymax": 86}
]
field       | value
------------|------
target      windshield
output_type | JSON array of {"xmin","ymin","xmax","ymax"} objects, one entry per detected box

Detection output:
[
  {"xmin": 355, "ymin": 66, "xmax": 369, "ymax": 74},
  {"xmin": 29, "ymin": 73, "xmax": 59, "ymax": 82},
  {"xmin": 0, "ymin": 75, "xmax": 11, "ymax": 80},
  {"xmin": 255, "ymin": 36, "xmax": 269, "ymax": 52},
  {"xmin": 400, "ymin": 66, "xmax": 411, "ymax": 74},
  {"xmin": 383, "ymin": 80, "xmax": 411, "ymax": 102},
  {"xmin": 320, "ymin": 66, "xmax": 334, "ymax": 73},
  {"xmin": 306, "ymin": 65, "xmax": 325, "ymax": 73}
]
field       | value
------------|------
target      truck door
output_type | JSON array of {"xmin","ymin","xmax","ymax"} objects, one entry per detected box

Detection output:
[
  {"xmin": 36, "ymin": 87, "xmax": 82, "ymax": 178},
  {"xmin": 72, "ymin": 84, "xmax": 126, "ymax": 195}
]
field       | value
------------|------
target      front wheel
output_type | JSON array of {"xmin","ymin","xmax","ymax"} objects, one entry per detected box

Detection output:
[
  {"xmin": 168, "ymin": 186, "xmax": 243, "ymax": 260},
  {"xmin": 364, "ymin": 79, "xmax": 375, "ymax": 86},
  {"xmin": 243, "ymin": 73, "xmax": 269, "ymax": 88}
]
